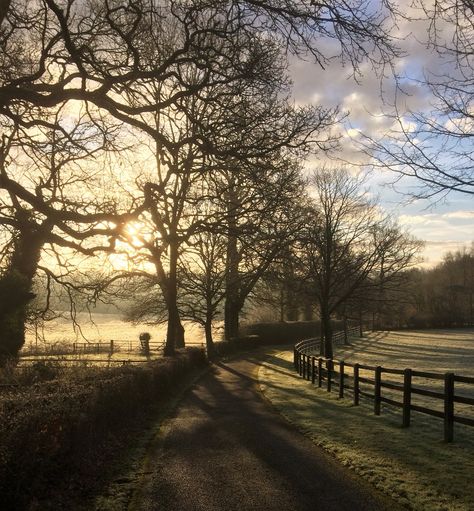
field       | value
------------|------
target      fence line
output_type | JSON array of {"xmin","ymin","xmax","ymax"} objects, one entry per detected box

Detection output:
[
  {"xmin": 17, "ymin": 357, "xmax": 147, "ymax": 366},
  {"xmin": 21, "ymin": 338, "xmax": 166, "ymax": 358},
  {"xmin": 295, "ymin": 325, "xmax": 361, "ymax": 355},
  {"xmin": 293, "ymin": 331, "xmax": 474, "ymax": 442}
]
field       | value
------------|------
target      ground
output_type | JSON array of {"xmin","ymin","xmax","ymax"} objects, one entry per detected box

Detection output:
[
  {"xmin": 259, "ymin": 336, "xmax": 474, "ymax": 511},
  {"xmin": 125, "ymin": 353, "xmax": 398, "ymax": 511}
]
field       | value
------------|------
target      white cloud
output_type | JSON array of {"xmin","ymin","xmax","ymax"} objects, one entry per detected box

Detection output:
[{"xmin": 289, "ymin": 2, "xmax": 473, "ymax": 268}]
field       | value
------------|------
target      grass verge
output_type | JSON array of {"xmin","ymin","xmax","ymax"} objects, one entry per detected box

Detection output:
[{"xmin": 258, "ymin": 349, "xmax": 474, "ymax": 511}]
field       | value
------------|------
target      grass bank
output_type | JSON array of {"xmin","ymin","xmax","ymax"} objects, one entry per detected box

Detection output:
[{"xmin": 258, "ymin": 349, "xmax": 474, "ymax": 511}]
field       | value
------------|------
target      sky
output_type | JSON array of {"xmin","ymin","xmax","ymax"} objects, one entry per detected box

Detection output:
[{"xmin": 289, "ymin": 2, "xmax": 474, "ymax": 267}]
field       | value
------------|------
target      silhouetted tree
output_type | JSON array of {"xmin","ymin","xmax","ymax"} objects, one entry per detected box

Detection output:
[
  {"xmin": 299, "ymin": 168, "xmax": 420, "ymax": 358},
  {"xmin": 0, "ymin": 107, "xmax": 130, "ymax": 363}
]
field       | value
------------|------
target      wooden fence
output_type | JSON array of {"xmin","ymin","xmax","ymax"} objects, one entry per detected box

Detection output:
[
  {"xmin": 21, "ymin": 339, "xmax": 166, "ymax": 357},
  {"xmin": 294, "ymin": 336, "xmax": 474, "ymax": 442},
  {"xmin": 295, "ymin": 325, "xmax": 361, "ymax": 355},
  {"xmin": 18, "ymin": 339, "xmax": 166, "ymax": 365}
]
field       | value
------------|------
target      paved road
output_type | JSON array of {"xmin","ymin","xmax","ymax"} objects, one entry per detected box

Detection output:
[{"xmin": 132, "ymin": 353, "xmax": 399, "ymax": 511}]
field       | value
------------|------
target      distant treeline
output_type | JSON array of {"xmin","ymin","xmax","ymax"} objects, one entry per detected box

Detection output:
[
  {"xmin": 401, "ymin": 247, "xmax": 474, "ymax": 329},
  {"xmin": 252, "ymin": 245, "xmax": 474, "ymax": 332}
]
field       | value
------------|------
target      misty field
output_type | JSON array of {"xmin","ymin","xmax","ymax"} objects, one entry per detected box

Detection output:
[{"xmin": 23, "ymin": 312, "xmax": 213, "ymax": 352}]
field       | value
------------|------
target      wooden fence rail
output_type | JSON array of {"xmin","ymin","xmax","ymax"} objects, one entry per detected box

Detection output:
[
  {"xmin": 22, "ymin": 339, "xmax": 166, "ymax": 357},
  {"xmin": 294, "ymin": 334, "xmax": 474, "ymax": 442},
  {"xmin": 19, "ymin": 339, "xmax": 167, "ymax": 365}
]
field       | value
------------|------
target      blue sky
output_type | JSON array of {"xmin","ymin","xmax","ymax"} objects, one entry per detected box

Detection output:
[{"xmin": 289, "ymin": 6, "xmax": 474, "ymax": 267}]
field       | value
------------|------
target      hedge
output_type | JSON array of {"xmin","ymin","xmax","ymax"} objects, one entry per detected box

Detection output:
[
  {"xmin": 0, "ymin": 347, "xmax": 207, "ymax": 510},
  {"xmin": 239, "ymin": 320, "xmax": 344, "ymax": 345}
]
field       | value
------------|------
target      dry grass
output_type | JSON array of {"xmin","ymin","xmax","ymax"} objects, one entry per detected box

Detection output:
[{"xmin": 258, "ymin": 347, "xmax": 474, "ymax": 511}]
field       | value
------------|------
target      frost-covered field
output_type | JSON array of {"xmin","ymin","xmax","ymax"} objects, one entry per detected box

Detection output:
[
  {"xmin": 337, "ymin": 329, "xmax": 474, "ymax": 376},
  {"xmin": 259, "ymin": 348, "xmax": 474, "ymax": 511},
  {"xmin": 333, "ymin": 329, "xmax": 474, "ymax": 420}
]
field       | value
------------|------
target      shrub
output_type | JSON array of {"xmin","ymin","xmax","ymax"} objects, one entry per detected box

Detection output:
[
  {"xmin": 0, "ymin": 347, "xmax": 207, "ymax": 509},
  {"xmin": 213, "ymin": 335, "xmax": 264, "ymax": 357}
]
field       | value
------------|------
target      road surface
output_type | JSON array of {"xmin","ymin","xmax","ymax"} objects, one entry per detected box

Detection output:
[{"xmin": 132, "ymin": 352, "xmax": 400, "ymax": 511}]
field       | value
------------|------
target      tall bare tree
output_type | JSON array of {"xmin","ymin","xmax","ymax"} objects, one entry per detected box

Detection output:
[
  {"xmin": 299, "ymin": 168, "xmax": 420, "ymax": 358},
  {"xmin": 0, "ymin": 104, "xmax": 134, "ymax": 363}
]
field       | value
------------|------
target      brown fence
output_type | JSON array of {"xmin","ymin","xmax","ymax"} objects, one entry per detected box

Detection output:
[{"xmin": 294, "ymin": 337, "xmax": 474, "ymax": 442}]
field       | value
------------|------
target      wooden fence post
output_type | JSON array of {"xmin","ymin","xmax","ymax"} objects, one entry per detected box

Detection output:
[
  {"xmin": 311, "ymin": 357, "xmax": 316, "ymax": 384},
  {"xmin": 302, "ymin": 354, "xmax": 306, "ymax": 379},
  {"xmin": 444, "ymin": 372, "xmax": 455, "ymax": 442},
  {"xmin": 299, "ymin": 353, "xmax": 303, "ymax": 376},
  {"xmin": 339, "ymin": 361, "xmax": 345, "ymax": 398},
  {"xmin": 327, "ymin": 359, "xmax": 332, "ymax": 392},
  {"xmin": 374, "ymin": 366, "xmax": 382, "ymax": 415},
  {"xmin": 402, "ymin": 368, "xmax": 412, "ymax": 428},
  {"xmin": 110, "ymin": 340, "xmax": 114, "ymax": 356},
  {"xmin": 354, "ymin": 363, "xmax": 360, "ymax": 405},
  {"xmin": 318, "ymin": 358, "xmax": 323, "ymax": 387}
]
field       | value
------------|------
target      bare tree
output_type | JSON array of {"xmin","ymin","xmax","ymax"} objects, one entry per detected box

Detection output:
[
  {"xmin": 366, "ymin": 0, "xmax": 474, "ymax": 198},
  {"xmin": 219, "ymin": 158, "xmax": 310, "ymax": 340},
  {"xmin": 0, "ymin": 104, "xmax": 133, "ymax": 363},
  {"xmin": 0, "ymin": 0, "xmax": 398, "ymax": 131},
  {"xmin": 179, "ymin": 228, "xmax": 228, "ymax": 357},
  {"xmin": 299, "ymin": 168, "xmax": 420, "ymax": 358}
]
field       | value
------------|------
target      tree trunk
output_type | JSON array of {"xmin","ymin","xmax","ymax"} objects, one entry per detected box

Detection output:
[
  {"xmin": 164, "ymin": 302, "xmax": 176, "ymax": 356},
  {"xmin": 279, "ymin": 286, "xmax": 285, "ymax": 322},
  {"xmin": 285, "ymin": 291, "xmax": 299, "ymax": 321},
  {"xmin": 204, "ymin": 317, "xmax": 215, "ymax": 360},
  {"xmin": 224, "ymin": 299, "xmax": 240, "ymax": 340},
  {"xmin": 163, "ymin": 240, "xmax": 185, "ymax": 355},
  {"xmin": 224, "ymin": 181, "xmax": 241, "ymax": 341},
  {"xmin": 343, "ymin": 315, "xmax": 348, "ymax": 345},
  {"xmin": 303, "ymin": 300, "xmax": 313, "ymax": 321},
  {"xmin": 320, "ymin": 305, "xmax": 333, "ymax": 359},
  {"xmin": 0, "ymin": 229, "xmax": 43, "ymax": 365},
  {"xmin": 284, "ymin": 263, "xmax": 298, "ymax": 320},
  {"xmin": 174, "ymin": 314, "xmax": 185, "ymax": 348}
]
